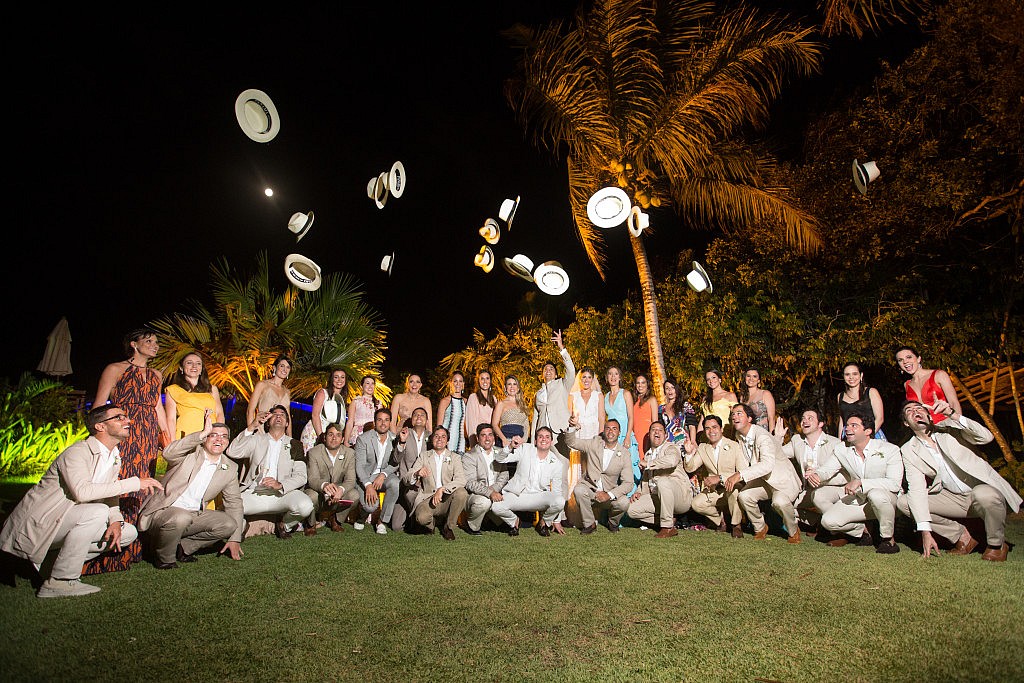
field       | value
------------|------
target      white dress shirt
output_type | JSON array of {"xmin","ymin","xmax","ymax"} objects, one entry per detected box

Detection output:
[{"xmin": 172, "ymin": 457, "xmax": 220, "ymax": 511}]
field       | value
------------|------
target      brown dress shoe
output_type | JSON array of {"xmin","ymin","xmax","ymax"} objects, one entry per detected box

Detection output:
[
  {"xmin": 827, "ymin": 537, "xmax": 850, "ymax": 547},
  {"xmin": 441, "ymin": 526, "xmax": 456, "ymax": 541},
  {"xmin": 275, "ymin": 521, "xmax": 293, "ymax": 539},
  {"xmin": 949, "ymin": 534, "xmax": 979, "ymax": 556},
  {"xmin": 579, "ymin": 524, "xmax": 597, "ymax": 535},
  {"xmin": 655, "ymin": 527, "xmax": 679, "ymax": 539},
  {"xmin": 303, "ymin": 524, "xmax": 318, "ymax": 537},
  {"xmin": 327, "ymin": 516, "xmax": 344, "ymax": 532},
  {"xmin": 787, "ymin": 530, "xmax": 801, "ymax": 545},
  {"xmin": 982, "ymin": 543, "xmax": 1009, "ymax": 562},
  {"xmin": 753, "ymin": 526, "xmax": 768, "ymax": 540},
  {"xmin": 731, "ymin": 526, "xmax": 743, "ymax": 539},
  {"xmin": 717, "ymin": 519, "xmax": 727, "ymax": 533}
]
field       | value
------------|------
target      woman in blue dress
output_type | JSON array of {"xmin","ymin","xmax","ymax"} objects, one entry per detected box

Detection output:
[
  {"xmin": 436, "ymin": 371, "xmax": 468, "ymax": 454},
  {"xmin": 603, "ymin": 366, "xmax": 639, "ymax": 485}
]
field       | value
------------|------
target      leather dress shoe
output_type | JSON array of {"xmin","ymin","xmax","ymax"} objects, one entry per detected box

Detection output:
[
  {"xmin": 155, "ymin": 561, "xmax": 178, "ymax": 570},
  {"xmin": 275, "ymin": 521, "xmax": 293, "ymax": 539},
  {"xmin": 876, "ymin": 538, "xmax": 900, "ymax": 554},
  {"xmin": 303, "ymin": 525, "xmax": 318, "ymax": 537},
  {"xmin": 327, "ymin": 516, "xmax": 344, "ymax": 532},
  {"xmin": 175, "ymin": 545, "xmax": 197, "ymax": 563},
  {"xmin": 607, "ymin": 523, "xmax": 620, "ymax": 533},
  {"xmin": 464, "ymin": 527, "xmax": 483, "ymax": 536},
  {"xmin": 717, "ymin": 519, "xmax": 727, "ymax": 533},
  {"xmin": 982, "ymin": 543, "xmax": 1009, "ymax": 562},
  {"xmin": 731, "ymin": 526, "xmax": 743, "ymax": 539},
  {"xmin": 655, "ymin": 527, "xmax": 678, "ymax": 539},
  {"xmin": 857, "ymin": 529, "xmax": 874, "ymax": 547},
  {"xmin": 787, "ymin": 530, "xmax": 801, "ymax": 545},
  {"xmin": 580, "ymin": 524, "xmax": 597, "ymax": 535},
  {"xmin": 753, "ymin": 526, "xmax": 768, "ymax": 540},
  {"xmin": 949, "ymin": 534, "xmax": 979, "ymax": 556},
  {"xmin": 506, "ymin": 523, "xmax": 520, "ymax": 537},
  {"xmin": 536, "ymin": 523, "xmax": 551, "ymax": 537},
  {"xmin": 827, "ymin": 537, "xmax": 850, "ymax": 547},
  {"xmin": 441, "ymin": 526, "xmax": 456, "ymax": 541}
]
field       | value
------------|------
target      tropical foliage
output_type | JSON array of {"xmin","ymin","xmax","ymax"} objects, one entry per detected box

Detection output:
[
  {"xmin": 150, "ymin": 253, "xmax": 390, "ymax": 404},
  {"xmin": 0, "ymin": 374, "xmax": 87, "ymax": 478}
]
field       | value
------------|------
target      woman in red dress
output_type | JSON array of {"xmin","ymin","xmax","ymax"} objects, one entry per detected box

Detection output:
[
  {"xmin": 896, "ymin": 345, "xmax": 962, "ymax": 424},
  {"xmin": 84, "ymin": 328, "xmax": 169, "ymax": 573}
]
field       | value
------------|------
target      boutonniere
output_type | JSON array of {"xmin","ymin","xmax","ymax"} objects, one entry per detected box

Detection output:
[
  {"xmin": 872, "ymin": 451, "xmax": 887, "ymax": 458},
  {"xmin": 444, "ymin": 455, "xmax": 452, "ymax": 464},
  {"xmin": 112, "ymin": 456, "xmax": 121, "ymax": 469},
  {"xmin": 282, "ymin": 441, "xmax": 292, "ymax": 456},
  {"xmin": 219, "ymin": 463, "xmax": 229, "ymax": 471}
]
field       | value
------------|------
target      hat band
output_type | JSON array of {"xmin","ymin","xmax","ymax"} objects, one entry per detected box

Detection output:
[{"xmin": 247, "ymin": 98, "xmax": 273, "ymax": 134}]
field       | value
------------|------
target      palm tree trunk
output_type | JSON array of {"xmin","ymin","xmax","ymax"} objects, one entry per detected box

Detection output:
[{"xmin": 629, "ymin": 234, "xmax": 667, "ymax": 403}]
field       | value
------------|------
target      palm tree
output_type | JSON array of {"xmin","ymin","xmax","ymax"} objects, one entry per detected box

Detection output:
[
  {"xmin": 505, "ymin": 0, "xmax": 822, "ymax": 399},
  {"xmin": 817, "ymin": 0, "xmax": 929, "ymax": 38},
  {"xmin": 150, "ymin": 253, "xmax": 390, "ymax": 405}
]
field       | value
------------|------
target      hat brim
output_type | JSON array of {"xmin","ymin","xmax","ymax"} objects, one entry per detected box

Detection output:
[
  {"xmin": 479, "ymin": 219, "xmax": 501, "ymax": 245},
  {"xmin": 627, "ymin": 206, "xmax": 648, "ymax": 238},
  {"xmin": 534, "ymin": 261, "xmax": 570, "ymax": 295},
  {"xmin": 499, "ymin": 196, "xmax": 520, "ymax": 229},
  {"xmin": 235, "ymin": 89, "xmax": 281, "ymax": 143},
  {"xmin": 502, "ymin": 255, "xmax": 534, "ymax": 282},
  {"xmin": 474, "ymin": 246, "xmax": 495, "ymax": 273},
  {"xmin": 686, "ymin": 261, "xmax": 713, "ymax": 294},
  {"xmin": 373, "ymin": 173, "xmax": 389, "ymax": 209},
  {"xmin": 389, "ymin": 161, "xmax": 406, "ymax": 198},
  {"xmin": 587, "ymin": 187, "xmax": 631, "ymax": 228},
  {"xmin": 293, "ymin": 211, "xmax": 314, "ymax": 242},
  {"xmin": 284, "ymin": 254, "xmax": 322, "ymax": 292}
]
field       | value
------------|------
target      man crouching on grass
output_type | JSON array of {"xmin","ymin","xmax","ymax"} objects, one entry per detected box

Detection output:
[{"xmin": 0, "ymin": 404, "xmax": 163, "ymax": 597}]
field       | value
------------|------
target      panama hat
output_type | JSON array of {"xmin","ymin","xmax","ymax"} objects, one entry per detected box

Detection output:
[
  {"xmin": 627, "ymin": 206, "xmax": 650, "ymax": 238},
  {"xmin": 499, "ymin": 196, "xmax": 520, "ymax": 229},
  {"xmin": 852, "ymin": 159, "xmax": 880, "ymax": 195},
  {"xmin": 479, "ymin": 218, "xmax": 501, "ymax": 245},
  {"xmin": 685, "ymin": 261, "xmax": 713, "ymax": 294},
  {"xmin": 587, "ymin": 187, "xmax": 631, "ymax": 228},
  {"xmin": 502, "ymin": 253, "xmax": 535, "ymax": 282},
  {"xmin": 287, "ymin": 211, "xmax": 314, "ymax": 242},
  {"xmin": 533, "ymin": 261, "xmax": 570, "ymax": 296},
  {"xmin": 366, "ymin": 177, "xmax": 378, "ymax": 199},
  {"xmin": 474, "ymin": 246, "xmax": 495, "ymax": 273},
  {"xmin": 373, "ymin": 173, "xmax": 389, "ymax": 209},
  {"xmin": 380, "ymin": 252, "xmax": 395, "ymax": 276},
  {"xmin": 235, "ymin": 89, "xmax": 280, "ymax": 143},
  {"xmin": 388, "ymin": 161, "xmax": 407, "ymax": 198},
  {"xmin": 284, "ymin": 254, "xmax": 322, "ymax": 292}
]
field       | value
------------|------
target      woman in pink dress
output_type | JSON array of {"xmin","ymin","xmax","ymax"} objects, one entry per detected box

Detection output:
[{"xmin": 345, "ymin": 376, "xmax": 382, "ymax": 446}]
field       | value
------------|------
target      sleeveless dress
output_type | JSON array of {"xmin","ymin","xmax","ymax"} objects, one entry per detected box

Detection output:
[
  {"xmin": 348, "ymin": 395, "xmax": 381, "ymax": 446},
  {"xmin": 498, "ymin": 404, "xmax": 529, "ymax": 441},
  {"xmin": 256, "ymin": 382, "xmax": 289, "ymax": 413},
  {"xmin": 838, "ymin": 389, "xmax": 887, "ymax": 440},
  {"xmin": 83, "ymin": 364, "xmax": 160, "ymax": 574},
  {"xmin": 605, "ymin": 389, "xmax": 640, "ymax": 485},
  {"xmin": 905, "ymin": 370, "xmax": 950, "ymax": 424},
  {"xmin": 300, "ymin": 389, "xmax": 347, "ymax": 453},
  {"xmin": 570, "ymin": 390, "xmax": 602, "ymax": 439},
  {"xmin": 750, "ymin": 399, "xmax": 770, "ymax": 430},
  {"xmin": 165, "ymin": 384, "xmax": 221, "ymax": 440},
  {"xmin": 704, "ymin": 397, "xmax": 734, "ymax": 428},
  {"xmin": 442, "ymin": 396, "xmax": 467, "ymax": 454},
  {"xmin": 465, "ymin": 393, "xmax": 494, "ymax": 441},
  {"xmin": 633, "ymin": 399, "xmax": 655, "ymax": 454}
]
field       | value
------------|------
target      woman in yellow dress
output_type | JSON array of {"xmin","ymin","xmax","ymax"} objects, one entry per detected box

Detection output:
[
  {"xmin": 700, "ymin": 369, "xmax": 738, "ymax": 437},
  {"xmin": 164, "ymin": 351, "xmax": 225, "ymax": 440}
]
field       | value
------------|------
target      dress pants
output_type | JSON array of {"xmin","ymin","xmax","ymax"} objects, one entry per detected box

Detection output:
[
  {"xmin": 47, "ymin": 503, "xmax": 139, "ymax": 580},
  {"xmin": 896, "ymin": 484, "xmax": 1008, "ymax": 546},
  {"xmin": 304, "ymin": 489, "xmax": 359, "ymax": 527},
  {"xmin": 148, "ymin": 507, "xmax": 236, "ymax": 563},
  {"xmin": 242, "ymin": 490, "xmax": 315, "ymax": 530},
  {"xmin": 737, "ymin": 480, "xmax": 799, "ymax": 535},
  {"xmin": 356, "ymin": 473, "xmax": 400, "ymax": 524},
  {"xmin": 491, "ymin": 491, "xmax": 565, "ymax": 526},
  {"xmin": 627, "ymin": 477, "xmax": 693, "ymax": 528},
  {"xmin": 573, "ymin": 483, "xmax": 630, "ymax": 527},
  {"xmin": 413, "ymin": 488, "xmax": 468, "ymax": 531},
  {"xmin": 822, "ymin": 489, "xmax": 898, "ymax": 538},
  {"xmin": 690, "ymin": 489, "xmax": 740, "ymax": 527},
  {"xmin": 795, "ymin": 485, "xmax": 844, "ymax": 525},
  {"xmin": 466, "ymin": 493, "xmax": 505, "ymax": 531}
]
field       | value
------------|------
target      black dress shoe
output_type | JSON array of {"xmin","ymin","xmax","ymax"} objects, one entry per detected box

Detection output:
[
  {"xmin": 155, "ymin": 561, "xmax": 178, "ymax": 570},
  {"xmin": 536, "ymin": 524, "xmax": 551, "ymax": 537},
  {"xmin": 175, "ymin": 546, "xmax": 197, "ymax": 563},
  {"xmin": 275, "ymin": 521, "xmax": 293, "ymax": 539},
  {"xmin": 506, "ymin": 523, "xmax": 520, "ymax": 537},
  {"xmin": 464, "ymin": 528, "xmax": 483, "ymax": 536},
  {"xmin": 441, "ymin": 526, "xmax": 456, "ymax": 541},
  {"xmin": 607, "ymin": 523, "xmax": 620, "ymax": 533},
  {"xmin": 579, "ymin": 524, "xmax": 597, "ymax": 535},
  {"xmin": 876, "ymin": 538, "xmax": 900, "ymax": 554}
]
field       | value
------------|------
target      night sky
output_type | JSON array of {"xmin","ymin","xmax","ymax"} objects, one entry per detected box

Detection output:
[{"xmin": 8, "ymin": 3, "xmax": 910, "ymax": 396}]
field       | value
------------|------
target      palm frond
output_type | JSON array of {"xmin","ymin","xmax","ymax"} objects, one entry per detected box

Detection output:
[
  {"xmin": 818, "ymin": 0, "xmax": 929, "ymax": 38},
  {"xmin": 567, "ymin": 156, "xmax": 611, "ymax": 279}
]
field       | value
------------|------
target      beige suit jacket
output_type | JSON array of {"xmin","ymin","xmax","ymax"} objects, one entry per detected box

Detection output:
[
  {"xmin": 138, "ymin": 431, "xmax": 245, "ymax": 543},
  {"xmin": 0, "ymin": 437, "xmax": 140, "ymax": 563},
  {"xmin": 636, "ymin": 443, "xmax": 688, "ymax": 496},
  {"xmin": 816, "ymin": 440, "xmax": 903, "ymax": 497},
  {"xmin": 461, "ymin": 445, "xmax": 511, "ymax": 497},
  {"xmin": 407, "ymin": 448, "xmax": 467, "ymax": 508},
  {"xmin": 563, "ymin": 429, "xmax": 633, "ymax": 499},
  {"xmin": 736, "ymin": 425, "xmax": 801, "ymax": 494},
  {"xmin": 226, "ymin": 430, "xmax": 308, "ymax": 494},
  {"xmin": 683, "ymin": 437, "xmax": 742, "ymax": 478},
  {"xmin": 900, "ymin": 416, "xmax": 1023, "ymax": 525},
  {"xmin": 531, "ymin": 348, "xmax": 576, "ymax": 439},
  {"xmin": 394, "ymin": 429, "xmax": 430, "ymax": 481},
  {"xmin": 305, "ymin": 443, "xmax": 358, "ymax": 500},
  {"xmin": 781, "ymin": 433, "xmax": 846, "ymax": 485}
]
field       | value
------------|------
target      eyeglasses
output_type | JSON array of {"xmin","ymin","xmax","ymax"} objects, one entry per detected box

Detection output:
[
  {"xmin": 206, "ymin": 433, "xmax": 230, "ymax": 441},
  {"xmin": 99, "ymin": 414, "xmax": 130, "ymax": 423}
]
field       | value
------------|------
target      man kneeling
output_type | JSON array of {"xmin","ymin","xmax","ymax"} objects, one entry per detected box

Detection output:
[
  {"xmin": 627, "ymin": 422, "xmax": 692, "ymax": 538},
  {"xmin": 406, "ymin": 427, "xmax": 468, "ymax": 540},
  {"xmin": 303, "ymin": 423, "xmax": 358, "ymax": 534},
  {"xmin": 492, "ymin": 428, "xmax": 566, "ymax": 536},
  {"xmin": 564, "ymin": 416, "xmax": 633, "ymax": 533}
]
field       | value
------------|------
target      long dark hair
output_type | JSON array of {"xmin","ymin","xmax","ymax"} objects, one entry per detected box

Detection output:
[
  {"xmin": 474, "ymin": 369, "xmax": 496, "ymax": 410},
  {"xmin": 703, "ymin": 369, "xmax": 723, "ymax": 408},
  {"xmin": 634, "ymin": 373, "xmax": 653, "ymax": 407},
  {"xmin": 167, "ymin": 351, "xmax": 213, "ymax": 393},
  {"xmin": 663, "ymin": 377, "xmax": 686, "ymax": 416},
  {"xmin": 840, "ymin": 361, "xmax": 870, "ymax": 402}
]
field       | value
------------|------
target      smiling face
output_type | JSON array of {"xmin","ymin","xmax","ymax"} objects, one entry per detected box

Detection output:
[
  {"xmin": 648, "ymin": 421, "xmax": 667, "ymax": 448},
  {"xmin": 133, "ymin": 334, "xmax": 159, "ymax": 359},
  {"xmin": 431, "ymin": 427, "xmax": 449, "ymax": 451},
  {"xmin": 703, "ymin": 418, "xmax": 723, "ymax": 445},
  {"xmin": 273, "ymin": 359, "xmax": 291, "ymax": 380},
  {"xmin": 705, "ymin": 372, "xmax": 721, "ymax": 390},
  {"xmin": 896, "ymin": 349, "xmax": 921, "ymax": 375},
  {"xmin": 535, "ymin": 429, "xmax": 554, "ymax": 452},
  {"xmin": 268, "ymin": 407, "xmax": 289, "ymax": 430},
  {"xmin": 477, "ymin": 425, "xmax": 495, "ymax": 451},
  {"xmin": 407, "ymin": 374, "xmax": 422, "ymax": 394},
  {"xmin": 373, "ymin": 410, "xmax": 391, "ymax": 434},
  {"xmin": 606, "ymin": 367, "xmax": 621, "ymax": 387},
  {"xmin": 181, "ymin": 353, "xmax": 203, "ymax": 382},
  {"xmin": 411, "ymin": 407, "xmax": 427, "ymax": 429},
  {"xmin": 330, "ymin": 370, "xmax": 347, "ymax": 392},
  {"xmin": 844, "ymin": 416, "xmax": 870, "ymax": 447},
  {"xmin": 730, "ymin": 405, "xmax": 752, "ymax": 434},
  {"xmin": 580, "ymin": 371, "xmax": 593, "ymax": 390},
  {"xmin": 542, "ymin": 363, "xmax": 557, "ymax": 382},
  {"xmin": 635, "ymin": 375, "xmax": 648, "ymax": 396},
  {"xmin": 505, "ymin": 378, "xmax": 519, "ymax": 398},
  {"xmin": 800, "ymin": 410, "xmax": 823, "ymax": 435},
  {"xmin": 602, "ymin": 420, "xmax": 621, "ymax": 446},
  {"xmin": 362, "ymin": 377, "xmax": 376, "ymax": 396},
  {"xmin": 203, "ymin": 426, "xmax": 230, "ymax": 455},
  {"xmin": 744, "ymin": 369, "xmax": 760, "ymax": 388},
  {"xmin": 843, "ymin": 364, "xmax": 863, "ymax": 388},
  {"xmin": 450, "ymin": 373, "xmax": 465, "ymax": 395},
  {"xmin": 477, "ymin": 371, "xmax": 491, "ymax": 392},
  {"xmin": 902, "ymin": 402, "xmax": 932, "ymax": 431},
  {"xmin": 324, "ymin": 425, "xmax": 344, "ymax": 451}
]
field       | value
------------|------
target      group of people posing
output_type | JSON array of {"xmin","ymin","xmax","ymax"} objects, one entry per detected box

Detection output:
[{"xmin": 1, "ymin": 330, "xmax": 1019, "ymax": 598}]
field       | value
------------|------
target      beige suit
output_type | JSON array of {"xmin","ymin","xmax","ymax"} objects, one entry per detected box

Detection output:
[
  {"xmin": 782, "ymin": 433, "xmax": 847, "ymax": 521},
  {"xmin": 563, "ymin": 429, "xmax": 633, "ymax": 528},
  {"xmin": 735, "ymin": 425, "xmax": 801, "ymax": 535},
  {"xmin": 898, "ymin": 416, "xmax": 1022, "ymax": 546},
  {"xmin": 406, "ymin": 448, "xmax": 468, "ymax": 531},
  {"xmin": 391, "ymin": 429, "xmax": 430, "ymax": 530},
  {"xmin": 627, "ymin": 442, "xmax": 692, "ymax": 528},
  {"xmin": 0, "ymin": 436, "xmax": 142, "ymax": 579},
  {"xmin": 138, "ymin": 431, "xmax": 244, "ymax": 563},
  {"xmin": 227, "ymin": 430, "xmax": 313, "ymax": 530},
  {"xmin": 303, "ymin": 442, "xmax": 359, "ymax": 525},
  {"xmin": 461, "ymin": 445, "xmax": 511, "ymax": 531},
  {"xmin": 531, "ymin": 347, "xmax": 576, "ymax": 443},
  {"xmin": 683, "ymin": 437, "xmax": 742, "ymax": 526},
  {"xmin": 816, "ymin": 440, "xmax": 903, "ymax": 538}
]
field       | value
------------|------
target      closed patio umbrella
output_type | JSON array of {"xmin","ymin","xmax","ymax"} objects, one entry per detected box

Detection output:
[{"xmin": 37, "ymin": 317, "xmax": 72, "ymax": 377}]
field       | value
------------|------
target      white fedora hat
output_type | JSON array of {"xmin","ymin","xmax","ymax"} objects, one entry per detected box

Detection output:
[
  {"xmin": 373, "ymin": 172, "xmax": 389, "ymax": 209},
  {"xmin": 852, "ymin": 159, "xmax": 880, "ymax": 195},
  {"xmin": 502, "ymin": 253, "xmax": 535, "ymax": 282},
  {"xmin": 284, "ymin": 254, "xmax": 322, "ymax": 292},
  {"xmin": 533, "ymin": 261, "xmax": 570, "ymax": 296},
  {"xmin": 287, "ymin": 211, "xmax": 314, "ymax": 242},
  {"xmin": 479, "ymin": 218, "xmax": 501, "ymax": 245},
  {"xmin": 499, "ymin": 196, "xmax": 520, "ymax": 229},
  {"xmin": 235, "ymin": 89, "xmax": 280, "ymax": 143},
  {"xmin": 380, "ymin": 252, "xmax": 395, "ymax": 276},
  {"xmin": 388, "ymin": 161, "xmax": 407, "ymax": 198},
  {"xmin": 685, "ymin": 261, "xmax": 713, "ymax": 294},
  {"xmin": 627, "ymin": 206, "xmax": 650, "ymax": 238},
  {"xmin": 587, "ymin": 187, "xmax": 631, "ymax": 228},
  {"xmin": 474, "ymin": 246, "xmax": 495, "ymax": 273},
  {"xmin": 366, "ymin": 177, "xmax": 378, "ymax": 199}
]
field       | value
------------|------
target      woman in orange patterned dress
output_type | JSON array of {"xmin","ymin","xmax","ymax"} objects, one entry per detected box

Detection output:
[{"xmin": 84, "ymin": 328, "xmax": 169, "ymax": 573}]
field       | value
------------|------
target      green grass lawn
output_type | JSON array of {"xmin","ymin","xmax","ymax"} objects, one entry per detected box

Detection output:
[{"xmin": 1, "ymin": 516, "xmax": 1022, "ymax": 683}]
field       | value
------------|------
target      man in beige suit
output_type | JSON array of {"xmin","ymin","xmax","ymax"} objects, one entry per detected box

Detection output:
[
  {"xmin": 406, "ymin": 426, "xmax": 469, "ymax": 540},
  {"xmin": 303, "ymin": 423, "xmax": 358, "ymax": 534},
  {"xmin": 227, "ymin": 405, "xmax": 312, "ymax": 539},
  {"xmin": 461, "ymin": 423, "xmax": 512, "ymax": 535},
  {"xmin": 682, "ymin": 415, "xmax": 743, "ymax": 536},
  {"xmin": 391, "ymin": 407, "xmax": 430, "ymax": 531},
  {"xmin": 813, "ymin": 412, "xmax": 903, "ymax": 553},
  {"xmin": 531, "ymin": 330, "xmax": 576, "ymax": 454},
  {"xmin": 725, "ymin": 404, "xmax": 802, "ymax": 543},
  {"xmin": 138, "ymin": 411, "xmax": 244, "ymax": 567},
  {"xmin": 778, "ymin": 408, "xmax": 847, "ymax": 533},
  {"xmin": 627, "ymin": 422, "xmax": 692, "ymax": 538},
  {"xmin": 898, "ymin": 399, "xmax": 1022, "ymax": 561},
  {"xmin": 563, "ymin": 416, "xmax": 633, "ymax": 533},
  {"xmin": 0, "ymin": 404, "xmax": 162, "ymax": 597}
]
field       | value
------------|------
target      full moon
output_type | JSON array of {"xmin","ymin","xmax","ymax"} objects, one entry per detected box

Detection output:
[{"xmin": 264, "ymin": 188, "xmax": 274, "ymax": 197}]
